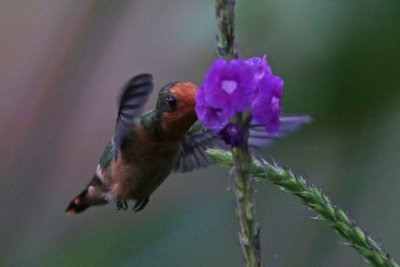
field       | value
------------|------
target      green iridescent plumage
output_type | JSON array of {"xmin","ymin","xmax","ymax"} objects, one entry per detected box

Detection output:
[{"xmin": 99, "ymin": 140, "xmax": 114, "ymax": 169}]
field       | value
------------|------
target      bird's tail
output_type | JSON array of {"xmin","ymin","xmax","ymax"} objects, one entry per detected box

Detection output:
[
  {"xmin": 65, "ymin": 175, "xmax": 107, "ymax": 215},
  {"xmin": 65, "ymin": 189, "xmax": 90, "ymax": 214}
]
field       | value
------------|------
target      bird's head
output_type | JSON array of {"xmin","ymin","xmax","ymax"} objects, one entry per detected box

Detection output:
[{"xmin": 155, "ymin": 82, "xmax": 199, "ymax": 139}]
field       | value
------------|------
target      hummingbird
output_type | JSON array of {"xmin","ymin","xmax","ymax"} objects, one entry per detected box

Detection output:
[{"xmin": 65, "ymin": 74, "xmax": 310, "ymax": 214}]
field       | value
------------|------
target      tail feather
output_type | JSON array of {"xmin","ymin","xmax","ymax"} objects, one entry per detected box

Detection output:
[
  {"xmin": 65, "ymin": 189, "xmax": 90, "ymax": 214},
  {"xmin": 65, "ymin": 174, "xmax": 107, "ymax": 215}
]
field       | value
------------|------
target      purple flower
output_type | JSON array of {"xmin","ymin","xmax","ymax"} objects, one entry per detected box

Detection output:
[
  {"xmin": 195, "ymin": 54, "xmax": 283, "ymax": 135},
  {"xmin": 252, "ymin": 74, "xmax": 283, "ymax": 134},
  {"xmin": 198, "ymin": 59, "xmax": 257, "ymax": 117},
  {"xmin": 195, "ymin": 90, "xmax": 228, "ymax": 131},
  {"xmin": 218, "ymin": 122, "xmax": 245, "ymax": 147},
  {"xmin": 245, "ymin": 54, "xmax": 272, "ymax": 82}
]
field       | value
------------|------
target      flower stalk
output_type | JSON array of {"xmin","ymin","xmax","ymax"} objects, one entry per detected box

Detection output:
[
  {"xmin": 215, "ymin": 1, "xmax": 261, "ymax": 266},
  {"xmin": 208, "ymin": 149, "xmax": 400, "ymax": 267},
  {"xmin": 232, "ymin": 113, "xmax": 261, "ymax": 266},
  {"xmin": 216, "ymin": 0, "xmax": 239, "ymax": 60}
]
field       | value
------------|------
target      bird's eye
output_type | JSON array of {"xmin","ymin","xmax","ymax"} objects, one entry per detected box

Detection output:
[{"xmin": 167, "ymin": 96, "xmax": 177, "ymax": 107}]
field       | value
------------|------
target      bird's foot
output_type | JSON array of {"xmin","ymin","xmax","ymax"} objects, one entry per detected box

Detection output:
[
  {"xmin": 116, "ymin": 199, "xmax": 128, "ymax": 210},
  {"xmin": 132, "ymin": 198, "xmax": 149, "ymax": 212}
]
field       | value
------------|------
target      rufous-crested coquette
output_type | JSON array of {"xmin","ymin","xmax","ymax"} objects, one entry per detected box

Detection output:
[{"xmin": 65, "ymin": 74, "xmax": 310, "ymax": 214}]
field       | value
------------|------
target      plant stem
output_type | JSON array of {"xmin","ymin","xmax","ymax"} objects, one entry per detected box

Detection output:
[
  {"xmin": 215, "ymin": 0, "xmax": 239, "ymax": 60},
  {"xmin": 215, "ymin": 1, "xmax": 261, "ymax": 266},
  {"xmin": 233, "ymin": 114, "xmax": 261, "ymax": 267},
  {"xmin": 208, "ymin": 149, "xmax": 400, "ymax": 267}
]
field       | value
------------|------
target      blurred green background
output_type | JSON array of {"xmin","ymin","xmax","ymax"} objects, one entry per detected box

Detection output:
[{"xmin": 1, "ymin": 1, "xmax": 399, "ymax": 266}]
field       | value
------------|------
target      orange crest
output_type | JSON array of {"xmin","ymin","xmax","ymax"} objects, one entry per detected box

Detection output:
[{"xmin": 161, "ymin": 82, "xmax": 199, "ymax": 138}]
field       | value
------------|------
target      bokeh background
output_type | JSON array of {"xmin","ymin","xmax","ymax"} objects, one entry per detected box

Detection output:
[{"xmin": 1, "ymin": 1, "xmax": 399, "ymax": 266}]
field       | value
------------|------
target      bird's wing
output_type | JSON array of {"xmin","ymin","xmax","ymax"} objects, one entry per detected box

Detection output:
[
  {"xmin": 247, "ymin": 114, "xmax": 312, "ymax": 148},
  {"xmin": 174, "ymin": 120, "xmax": 225, "ymax": 173},
  {"xmin": 174, "ymin": 114, "xmax": 311, "ymax": 173},
  {"xmin": 114, "ymin": 74, "xmax": 154, "ymax": 157}
]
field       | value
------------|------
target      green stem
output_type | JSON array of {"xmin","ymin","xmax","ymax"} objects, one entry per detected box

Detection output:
[
  {"xmin": 208, "ymin": 149, "xmax": 400, "ymax": 267},
  {"xmin": 233, "ymin": 113, "xmax": 261, "ymax": 267},
  {"xmin": 215, "ymin": 1, "xmax": 260, "ymax": 266},
  {"xmin": 215, "ymin": 0, "xmax": 239, "ymax": 60}
]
